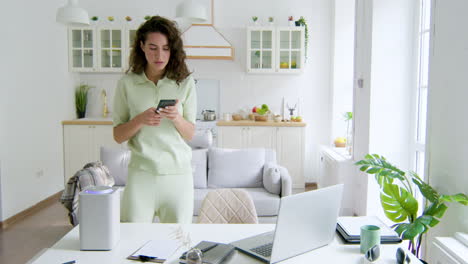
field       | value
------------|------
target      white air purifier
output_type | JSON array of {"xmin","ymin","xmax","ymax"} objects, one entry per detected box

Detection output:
[{"xmin": 79, "ymin": 186, "xmax": 120, "ymax": 250}]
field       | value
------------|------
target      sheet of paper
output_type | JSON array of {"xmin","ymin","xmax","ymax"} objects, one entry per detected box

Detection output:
[
  {"xmin": 338, "ymin": 216, "xmax": 399, "ymax": 237},
  {"xmin": 131, "ymin": 239, "xmax": 178, "ymax": 259}
]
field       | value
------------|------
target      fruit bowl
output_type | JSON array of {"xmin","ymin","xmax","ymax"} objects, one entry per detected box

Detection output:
[{"xmin": 255, "ymin": 115, "xmax": 268, "ymax": 122}]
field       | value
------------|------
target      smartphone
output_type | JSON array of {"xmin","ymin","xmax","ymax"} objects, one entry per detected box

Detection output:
[{"xmin": 155, "ymin": 99, "xmax": 176, "ymax": 112}]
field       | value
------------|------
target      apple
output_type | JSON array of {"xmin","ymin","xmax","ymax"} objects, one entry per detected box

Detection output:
[{"xmin": 252, "ymin": 106, "xmax": 257, "ymax": 113}]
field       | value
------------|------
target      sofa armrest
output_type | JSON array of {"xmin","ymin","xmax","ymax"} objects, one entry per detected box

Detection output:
[{"xmin": 278, "ymin": 166, "xmax": 292, "ymax": 197}]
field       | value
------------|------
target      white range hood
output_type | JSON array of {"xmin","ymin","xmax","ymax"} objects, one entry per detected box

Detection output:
[{"xmin": 181, "ymin": 0, "xmax": 234, "ymax": 60}]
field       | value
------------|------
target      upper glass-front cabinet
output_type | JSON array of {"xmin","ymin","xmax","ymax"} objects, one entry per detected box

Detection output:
[
  {"xmin": 247, "ymin": 27, "xmax": 275, "ymax": 73},
  {"xmin": 97, "ymin": 27, "xmax": 123, "ymax": 72},
  {"xmin": 68, "ymin": 26, "xmax": 137, "ymax": 72},
  {"xmin": 69, "ymin": 28, "xmax": 96, "ymax": 72},
  {"xmin": 246, "ymin": 27, "xmax": 305, "ymax": 74}
]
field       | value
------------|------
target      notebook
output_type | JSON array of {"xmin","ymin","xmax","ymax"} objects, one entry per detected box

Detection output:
[
  {"xmin": 336, "ymin": 216, "xmax": 402, "ymax": 244},
  {"xmin": 231, "ymin": 184, "xmax": 344, "ymax": 263},
  {"xmin": 127, "ymin": 239, "xmax": 178, "ymax": 263},
  {"xmin": 179, "ymin": 241, "xmax": 235, "ymax": 264}
]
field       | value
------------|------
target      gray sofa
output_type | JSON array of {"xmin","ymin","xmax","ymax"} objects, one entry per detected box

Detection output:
[{"xmin": 100, "ymin": 130, "xmax": 292, "ymax": 223}]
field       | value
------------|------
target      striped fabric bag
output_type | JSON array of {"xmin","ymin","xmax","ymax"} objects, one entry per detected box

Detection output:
[{"xmin": 60, "ymin": 161, "xmax": 114, "ymax": 226}]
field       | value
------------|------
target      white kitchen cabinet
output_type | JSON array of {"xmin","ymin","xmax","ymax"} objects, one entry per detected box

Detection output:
[
  {"xmin": 69, "ymin": 28, "xmax": 96, "ymax": 72},
  {"xmin": 68, "ymin": 26, "xmax": 136, "ymax": 72},
  {"xmin": 217, "ymin": 125, "xmax": 305, "ymax": 188},
  {"xmin": 217, "ymin": 126, "xmax": 276, "ymax": 149},
  {"xmin": 97, "ymin": 27, "xmax": 124, "ymax": 72},
  {"xmin": 63, "ymin": 124, "xmax": 121, "ymax": 184},
  {"xmin": 246, "ymin": 27, "xmax": 305, "ymax": 74},
  {"xmin": 275, "ymin": 127, "xmax": 305, "ymax": 188}
]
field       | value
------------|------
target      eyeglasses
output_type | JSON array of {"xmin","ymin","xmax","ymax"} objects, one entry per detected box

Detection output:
[{"xmin": 396, "ymin": 247, "xmax": 411, "ymax": 264}]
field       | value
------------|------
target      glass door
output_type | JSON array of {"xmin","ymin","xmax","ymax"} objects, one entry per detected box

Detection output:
[
  {"xmin": 98, "ymin": 28, "xmax": 123, "ymax": 72},
  {"xmin": 277, "ymin": 27, "xmax": 304, "ymax": 73},
  {"xmin": 70, "ymin": 28, "xmax": 95, "ymax": 71},
  {"xmin": 247, "ymin": 27, "xmax": 275, "ymax": 73}
]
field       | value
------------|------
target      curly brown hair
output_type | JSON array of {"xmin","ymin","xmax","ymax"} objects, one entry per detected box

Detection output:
[{"xmin": 127, "ymin": 16, "xmax": 190, "ymax": 84}]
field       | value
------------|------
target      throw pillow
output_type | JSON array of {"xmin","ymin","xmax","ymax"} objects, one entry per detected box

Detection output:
[
  {"xmin": 208, "ymin": 148, "xmax": 265, "ymax": 188},
  {"xmin": 191, "ymin": 149, "xmax": 208, "ymax": 188},
  {"xmin": 100, "ymin": 146, "xmax": 130, "ymax": 186},
  {"xmin": 263, "ymin": 162, "xmax": 281, "ymax": 195},
  {"xmin": 187, "ymin": 129, "xmax": 213, "ymax": 149}
]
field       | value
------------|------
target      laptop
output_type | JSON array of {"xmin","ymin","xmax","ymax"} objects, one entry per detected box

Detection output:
[{"xmin": 230, "ymin": 184, "xmax": 344, "ymax": 263}]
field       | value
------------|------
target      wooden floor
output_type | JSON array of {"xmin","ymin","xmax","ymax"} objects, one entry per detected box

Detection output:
[
  {"xmin": 0, "ymin": 183, "xmax": 317, "ymax": 263},
  {"xmin": 0, "ymin": 201, "xmax": 72, "ymax": 264}
]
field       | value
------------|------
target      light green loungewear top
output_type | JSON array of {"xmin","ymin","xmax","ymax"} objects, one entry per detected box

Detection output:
[{"xmin": 113, "ymin": 72, "xmax": 197, "ymax": 175}]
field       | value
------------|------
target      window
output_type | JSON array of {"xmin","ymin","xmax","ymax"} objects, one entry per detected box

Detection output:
[{"xmin": 412, "ymin": 0, "xmax": 431, "ymax": 178}]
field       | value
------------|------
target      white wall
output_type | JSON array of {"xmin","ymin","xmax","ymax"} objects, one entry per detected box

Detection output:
[
  {"xmin": 425, "ymin": 0, "xmax": 468, "ymax": 261},
  {"xmin": 0, "ymin": 0, "xmax": 75, "ymax": 221},
  {"xmin": 78, "ymin": 0, "xmax": 334, "ymax": 183},
  {"xmin": 331, "ymin": 0, "xmax": 355, "ymax": 142}
]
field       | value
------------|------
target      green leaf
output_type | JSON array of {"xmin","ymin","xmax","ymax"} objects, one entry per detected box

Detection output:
[
  {"xmin": 411, "ymin": 173, "xmax": 440, "ymax": 203},
  {"xmin": 380, "ymin": 183, "xmax": 418, "ymax": 223},
  {"xmin": 440, "ymin": 193, "xmax": 468, "ymax": 205},
  {"xmin": 424, "ymin": 202, "xmax": 448, "ymax": 219},
  {"xmin": 394, "ymin": 216, "xmax": 432, "ymax": 241},
  {"xmin": 367, "ymin": 168, "xmax": 381, "ymax": 174}
]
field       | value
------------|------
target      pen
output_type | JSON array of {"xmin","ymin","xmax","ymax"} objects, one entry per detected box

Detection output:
[
  {"xmin": 201, "ymin": 244, "xmax": 217, "ymax": 252},
  {"xmin": 138, "ymin": 255, "xmax": 157, "ymax": 262},
  {"xmin": 62, "ymin": 261, "xmax": 76, "ymax": 264}
]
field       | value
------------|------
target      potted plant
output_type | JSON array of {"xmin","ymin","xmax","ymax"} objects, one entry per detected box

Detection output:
[
  {"xmin": 252, "ymin": 16, "xmax": 258, "ymax": 25},
  {"xmin": 295, "ymin": 16, "xmax": 309, "ymax": 63},
  {"xmin": 268, "ymin": 16, "xmax": 274, "ymax": 26},
  {"xmin": 344, "ymin": 112, "xmax": 353, "ymax": 150},
  {"xmin": 75, "ymin": 84, "xmax": 93, "ymax": 119},
  {"xmin": 288, "ymin": 16, "xmax": 294, "ymax": 26},
  {"xmin": 355, "ymin": 154, "xmax": 468, "ymax": 260}
]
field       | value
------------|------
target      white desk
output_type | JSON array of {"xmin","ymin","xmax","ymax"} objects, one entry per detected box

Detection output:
[{"xmin": 29, "ymin": 223, "xmax": 421, "ymax": 264}]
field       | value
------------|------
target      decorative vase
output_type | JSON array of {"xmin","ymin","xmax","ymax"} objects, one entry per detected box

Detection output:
[{"xmin": 186, "ymin": 248, "xmax": 203, "ymax": 264}]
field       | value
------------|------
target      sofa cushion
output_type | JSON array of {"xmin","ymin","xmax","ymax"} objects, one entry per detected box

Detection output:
[
  {"xmin": 263, "ymin": 162, "xmax": 281, "ymax": 195},
  {"xmin": 207, "ymin": 148, "xmax": 265, "ymax": 188},
  {"xmin": 191, "ymin": 149, "xmax": 208, "ymax": 188},
  {"xmin": 100, "ymin": 146, "xmax": 130, "ymax": 186},
  {"xmin": 187, "ymin": 129, "xmax": 213, "ymax": 149},
  {"xmin": 194, "ymin": 188, "xmax": 279, "ymax": 217}
]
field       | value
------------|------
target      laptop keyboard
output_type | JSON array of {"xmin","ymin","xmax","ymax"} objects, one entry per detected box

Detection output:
[{"xmin": 250, "ymin": 242, "xmax": 273, "ymax": 257}]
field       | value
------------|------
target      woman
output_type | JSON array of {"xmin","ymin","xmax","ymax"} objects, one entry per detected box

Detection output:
[{"xmin": 113, "ymin": 16, "xmax": 196, "ymax": 223}]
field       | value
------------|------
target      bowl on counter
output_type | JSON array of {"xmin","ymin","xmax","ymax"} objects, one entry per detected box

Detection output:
[
  {"xmin": 254, "ymin": 115, "xmax": 268, "ymax": 122},
  {"xmin": 232, "ymin": 114, "xmax": 243, "ymax": 121}
]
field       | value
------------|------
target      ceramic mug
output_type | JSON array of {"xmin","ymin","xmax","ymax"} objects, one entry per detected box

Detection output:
[
  {"xmin": 360, "ymin": 225, "xmax": 380, "ymax": 254},
  {"xmin": 223, "ymin": 113, "xmax": 232, "ymax": 121}
]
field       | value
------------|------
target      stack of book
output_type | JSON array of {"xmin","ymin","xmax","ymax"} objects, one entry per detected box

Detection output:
[{"xmin": 337, "ymin": 216, "xmax": 402, "ymax": 244}]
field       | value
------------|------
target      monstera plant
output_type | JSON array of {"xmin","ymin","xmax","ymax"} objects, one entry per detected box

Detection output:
[{"xmin": 356, "ymin": 154, "xmax": 468, "ymax": 258}]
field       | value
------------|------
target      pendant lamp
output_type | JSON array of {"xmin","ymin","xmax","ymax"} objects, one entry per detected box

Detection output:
[
  {"xmin": 56, "ymin": 0, "xmax": 90, "ymax": 26},
  {"xmin": 175, "ymin": 0, "xmax": 207, "ymax": 24}
]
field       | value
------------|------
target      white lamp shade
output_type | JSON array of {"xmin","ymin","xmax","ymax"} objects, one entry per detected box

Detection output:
[
  {"xmin": 176, "ymin": 0, "xmax": 207, "ymax": 24},
  {"xmin": 56, "ymin": 0, "xmax": 90, "ymax": 26}
]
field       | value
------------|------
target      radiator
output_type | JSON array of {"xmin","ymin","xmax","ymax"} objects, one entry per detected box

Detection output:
[
  {"xmin": 432, "ymin": 233, "xmax": 468, "ymax": 264},
  {"xmin": 318, "ymin": 145, "xmax": 355, "ymax": 216}
]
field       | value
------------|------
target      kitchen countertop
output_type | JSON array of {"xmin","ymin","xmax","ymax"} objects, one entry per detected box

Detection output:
[
  {"xmin": 62, "ymin": 118, "xmax": 306, "ymax": 127},
  {"xmin": 62, "ymin": 117, "xmax": 113, "ymax": 125},
  {"xmin": 216, "ymin": 120, "xmax": 306, "ymax": 127}
]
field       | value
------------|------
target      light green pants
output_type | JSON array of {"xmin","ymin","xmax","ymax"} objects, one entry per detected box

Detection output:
[{"xmin": 121, "ymin": 167, "xmax": 194, "ymax": 223}]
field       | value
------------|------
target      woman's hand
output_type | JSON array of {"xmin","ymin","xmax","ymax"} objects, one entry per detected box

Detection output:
[
  {"xmin": 157, "ymin": 99, "xmax": 181, "ymax": 122},
  {"xmin": 135, "ymin": 107, "xmax": 163, "ymax": 126}
]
